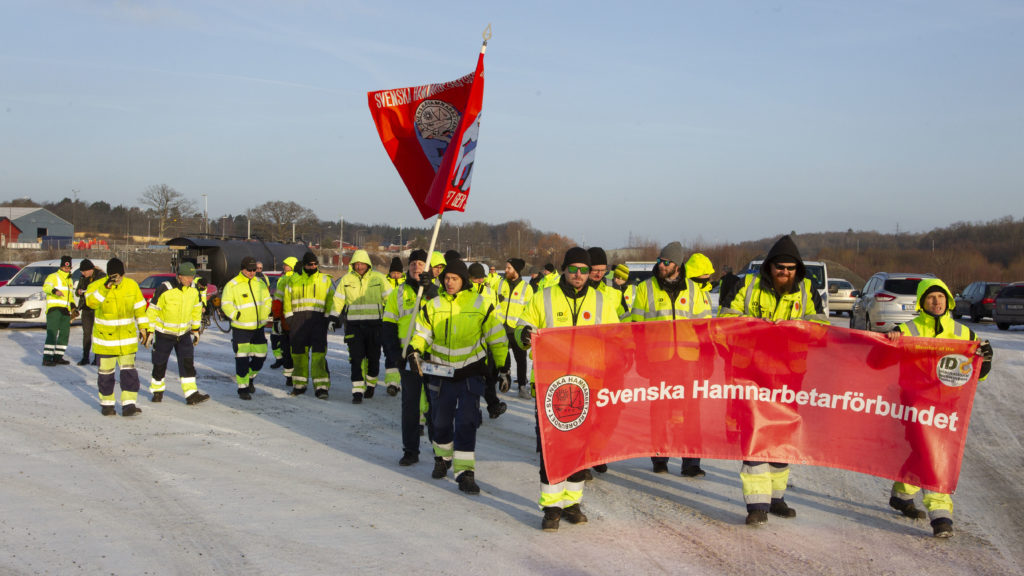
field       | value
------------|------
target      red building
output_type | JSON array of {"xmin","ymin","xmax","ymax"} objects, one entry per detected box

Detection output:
[{"xmin": 0, "ymin": 217, "xmax": 22, "ymax": 245}]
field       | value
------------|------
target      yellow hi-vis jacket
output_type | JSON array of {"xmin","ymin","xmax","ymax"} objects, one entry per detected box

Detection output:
[
  {"xmin": 284, "ymin": 270, "xmax": 334, "ymax": 317},
  {"xmin": 146, "ymin": 278, "xmax": 202, "ymax": 336},
  {"xmin": 221, "ymin": 272, "xmax": 272, "ymax": 330},
  {"xmin": 85, "ymin": 277, "xmax": 149, "ymax": 356},
  {"xmin": 411, "ymin": 289, "xmax": 508, "ymax": 375},
  {"xmin": 514, "ymin": 282, "xmax": 621, "ymax": 386},
  {"xmin": 332, "ymin": 250, "xmax": 390, "ymax": 322},
  {"xmin": 496, "ymin": 276, "xmax": 534, "ymax": 329},
  {"xmin": 43, "ymin": 269, "xmax": 75, "ymax": 312}
]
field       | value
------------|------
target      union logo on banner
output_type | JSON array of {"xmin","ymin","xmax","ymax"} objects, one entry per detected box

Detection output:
[{"xmin": 544, "ymin": 375, "xmax": 590, "ymax": 431}]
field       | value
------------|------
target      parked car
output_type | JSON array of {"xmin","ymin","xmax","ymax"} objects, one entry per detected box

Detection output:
[
  {"xmin": 139, "ymin": 273, "xmax": 218, "ymax": 306},
  {"xmin": 827, "ymin": 278, "xmax": 856, "ymax": 316},
  {"xmin": 747, "ymin": 259, "xmax": 830, "ymax": 315},
  {"xmin": 0, "ymin": 263, "xmax": 20, "ymax": 287},
  {"xmin": 953, "ymin": 281, "xmax": 1008, "ymax": 323},
  {"xmin": 850, "ymin": 272, "xmax": 937, "ymax": 333},
  {"xmin": 992, "ymin": 282, "xmax": 1024, "ymax": 331},
  {"xmin": 0, "ymin": 258, "xmax": 109, "ymax": 327}
]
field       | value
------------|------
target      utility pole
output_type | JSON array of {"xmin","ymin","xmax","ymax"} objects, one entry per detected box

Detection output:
[{"xmin": 201, "ymin": 193, "xmax": 208, "ymax": 234}]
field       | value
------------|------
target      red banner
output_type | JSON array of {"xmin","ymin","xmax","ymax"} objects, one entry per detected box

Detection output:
[
  {"xmin": 534, "ymin": 318, "xmax": 981, "ymax": 491},
  {"xmin": 368, "ymin": 47, "xmax": 485, "ymax": 219}
]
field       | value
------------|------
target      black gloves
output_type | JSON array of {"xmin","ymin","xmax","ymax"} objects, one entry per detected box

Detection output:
[
  {"xmin": 978, "ymin": 340, "xmax": 993, "ymax": 379},
  {"xmin": 327, "ymin": 315, "xmax": 339, "ymax": 332},
  {"xmin": 418, "ymin": 272, "xmax": 433, "ymax": 285},
  {"xmin": 521, "ymin": 326, "xmax": 533, "ymax": 347}
]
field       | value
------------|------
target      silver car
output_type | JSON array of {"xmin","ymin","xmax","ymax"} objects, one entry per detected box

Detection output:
[
  {"xmin": 850, "ymin": 272, "xmax": 937, "ymax": 332},
  {"xmin": 993, "ymin": 282, "xmax": 1024, "ymax": 331},
  {"xmin": 828, "ymin": 278, "xmax": 856, "ymax": 316}
]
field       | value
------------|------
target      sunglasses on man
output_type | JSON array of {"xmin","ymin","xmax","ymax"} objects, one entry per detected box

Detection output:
[
  {"xmin": 566, "ymin": 265, "xmax": 590, "ymax": 275},
  {"xmin": 773, "ymin": 263, "xmax": 798, "ymax": 272}
]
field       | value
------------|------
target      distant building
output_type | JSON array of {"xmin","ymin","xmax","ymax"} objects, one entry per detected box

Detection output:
[
  {"xmin": 0, "ymin": 217, "xmax": 23, "ymax": 246},
  {"xmin": 0, "ymin": 207, "xmax": 73, "ymax": 248},
  {"xmin": 0, "ymin": 207, "xmax": 73, "ymax": 240}
]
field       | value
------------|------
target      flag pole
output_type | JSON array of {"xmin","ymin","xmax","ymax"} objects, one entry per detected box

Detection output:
[{"xmin": 400, "ymin": 25, "xmax": 491, "ymax": 359}]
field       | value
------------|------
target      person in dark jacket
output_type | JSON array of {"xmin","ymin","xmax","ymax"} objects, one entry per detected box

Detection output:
[{"xmin": 75, "ymin": 259, "xmax": 105, "ymax": 365}]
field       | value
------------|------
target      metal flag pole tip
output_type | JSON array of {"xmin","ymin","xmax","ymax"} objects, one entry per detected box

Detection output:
[{"xmin": 482, "ymin": 23, "xmax": 492, "ymax": 45}]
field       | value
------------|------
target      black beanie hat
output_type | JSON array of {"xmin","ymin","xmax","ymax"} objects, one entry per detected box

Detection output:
[
  {"xmin": 561, "ymin": 247, "xmax": 591, "ymax": 270},
  {"xmin": 443, "ymin": 259, "xmax": 470, "ymax": 289},
  {"xmin": 507, "ymin": 258, "xmax": 526, "ymax": 274},
  {"xmin": 444, "ymin": 250, "xmax": 461, "ymax": 262},
  {"xmin": 302, "ymin": 251, "xmax": 319, "ymax": 266},
  {"xmin": 60, "ymin": 255, "xmax": 72, "ymax": 267},
  {"xmin": 544, "ymin": 263, "xmax": 555, "ymax": 273},
  {"xmin": 587, "ymin": 247, "xmax": 608, "ymax": 267},
  {"xmin": 389, "ymin": 256, "xmax": 403, "ymax": 274},
  {"xmin": 468, "ymin": 262, "xmax": 486, "ymax": 279},
  {"xmin": 107, "ymin": 258, "xmax": 125, "ymax": 277},
  {"xmin": 409, "ymin": 249, "xmax": 428, "ymax": 264},
  {"xmin": 79, "ymin": 259, "xmax": 94, "ymax": 272}
]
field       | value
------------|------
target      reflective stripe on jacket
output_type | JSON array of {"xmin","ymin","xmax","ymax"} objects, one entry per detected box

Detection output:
[
  {"xmin": 146, "ymin": 279, "xmax": 202, "ymax": 336},
  {"xmin": 411, "ymin": 290, "xmax": 508, "ymax": 371},
  {"xmin": 85, "ymin": 277, "xmax": 148, "ymax": 355},
  {"xmin": 43, "ymin": 270, "xmax": 75, "ymax": 312},
  {"xmin": 496, "ymin": 276, "xmax": 534, "ymax": 329},
  {"xmin": 221, "ymin": 272, "xmax": 272, "ymax": 330}
]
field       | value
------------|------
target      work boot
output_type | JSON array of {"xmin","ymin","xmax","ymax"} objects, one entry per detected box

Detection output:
[
  {"xmin": 561, "ymin": 504, "xmax": 588, "ymax": 524},
  {"xmin": 285, "ymin": 377, "xmax": 293, "ymax": 387},
  {"xmin": 186, "ymin": 392, "xmax": 210, "ymax": 405},
  {"xmin": 582, "ymin": 469, "xmax": 594, "ymax": 482},
  {"xmin": 245, "ymin": 380, "xmax": 255, "ymax": 394},
  {"xmin": 238, "ymin": 389, "xmax": 252, "ymax": 400},
  {"xmin": 487, "ymin": 401, "xmax": 507, "ymax": 419},
  {"xmin": 769, "ymin": 499, "xmax": 797, "ymax": 518},
  {"xmin": 541, "ymin": 507, "xmax": 561, "ymax": 532},
  {"xmin": 387, "ymin": 384, "xmax": 399, "ymax": 396},
  {"xmin": 42, "ymin": 358, "xmax": 55, "ymax": 367},
  {"xmin": 398, "ymin": 452, "xmax": 418, "ymax": 467},
  {"xmin": 889, "ymin": 496, "xmax": 927, "ymax": 520},
  {"xmin": 364, "ymin": 385, "xmax": 376, "ymax": 399},
  {"xmin": 352, "ymin": 392, "xmax": 363, "ymax": 404},
  {"xmin": 681, "ymin": 465, "xmax": 706, "ymax": 478},
  {"xmin": 290, "ymin": 386, "xmax": 307, "ymax": 396},
  {"xmin": 77, "ymin": 357, "xmax": 90, "ymax": 366},
  {"xmin": 652, "ymin": 461, "xmax": 669, "ymax": 474},
  {"xmin": 270, "ymin": 358, "xmax": 284, "ymax": 369},
  {"xmin": 931, "ymin": 518, "xmax": 953, "ymax": 538},
  {"xmin": 593, "ymin": 464, "xmax": 608, "ymax": 473},
  {"xmin": 418, "ymin": 424, "xmax": 424, "ymax": 437},
  {"xmin": 518, "ymin": 386, "xmax": 531, "ymax": 400},
  {"xmin": 151, "ymin": 391, "xmax": 163, "ymax": 403},
  {"xmin": 315, "ymin": 388, "xmax": 329, "ymax": 400},
  {"xmin": 121, "ymin": 404, "xmax": 142, "ymax": 417},
  {"xmin": 431, "ymin": 457, "xmax": 451, "ymax": 479},
  {"xmin": 101, "ymin": 405, "xmax": 116, "ymax": 416},
  {"xmin": 745, "ymin": 510, "xmax": 768, "ymax": 526},
  {"xmin": 457, "ymin": 471, "xmax": 480, "ymax": 495},
  {"xmin": 54, "ymin": 357, "xmax": 70, "ymax": 365}
]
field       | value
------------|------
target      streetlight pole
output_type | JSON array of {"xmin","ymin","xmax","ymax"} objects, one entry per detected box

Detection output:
[{"xmin": 201, "ymin": 193, "xmax": 208, "ymax": 235}]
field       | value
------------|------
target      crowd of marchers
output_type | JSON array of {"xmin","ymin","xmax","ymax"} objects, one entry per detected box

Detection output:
[{"xmin": 38, "ymin": 235, "xmax": 992, "ymax": 538}]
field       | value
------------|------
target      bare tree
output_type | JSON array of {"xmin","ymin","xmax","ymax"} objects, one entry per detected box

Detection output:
[
  {"xmin": 139, "ymin": 184, "xmax": 195, "ymax": 240},
  {"xmin": 250, "ymin": 201, "xmax": 317, "ymax": 242}
]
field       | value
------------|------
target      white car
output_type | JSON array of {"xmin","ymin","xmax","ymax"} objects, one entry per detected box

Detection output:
[
  {"xmin": 828, "ymin": 278, "xmax": 857, "ymax": 316},
  {"xmin": 0, "ymin": 258, "xmax": 109, "ymax": 327}
]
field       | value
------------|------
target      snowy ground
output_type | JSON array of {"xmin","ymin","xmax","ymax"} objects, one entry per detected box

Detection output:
[{"xmin": 1, "ymin": 315, "xmax": 1023, "ymax": 576}]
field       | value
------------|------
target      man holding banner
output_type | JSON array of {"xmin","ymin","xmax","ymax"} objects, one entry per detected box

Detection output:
[
  {"xmin": 629, "ymin": 242, "xmax": 715, "ymax": 478},
  {"xmin": 719, "ymin": 235, "xmax": 828, "ymax": 526},
  {"xmin": 515, "ymin": 247, "xmax": 623, "ymax": 532},
  {"xmin": 883, "ymin": 278, "xmax": 993, "ymax": 538}
]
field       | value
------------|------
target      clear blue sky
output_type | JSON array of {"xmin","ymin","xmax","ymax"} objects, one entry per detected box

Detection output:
[{"xmin": 2, "ymin": 0, "xmax": 1021, "ymax": 249}]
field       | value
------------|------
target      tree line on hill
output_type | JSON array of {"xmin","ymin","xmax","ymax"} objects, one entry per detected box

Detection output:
[{"xmin": 5, "ymin": 192, "xmax": 1022, "ymax": 291}]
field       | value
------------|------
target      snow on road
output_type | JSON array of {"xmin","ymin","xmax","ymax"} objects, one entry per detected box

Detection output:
[{"xmin": 1, "ymin": 318, "xmax": 1022, "ymax": 575}]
